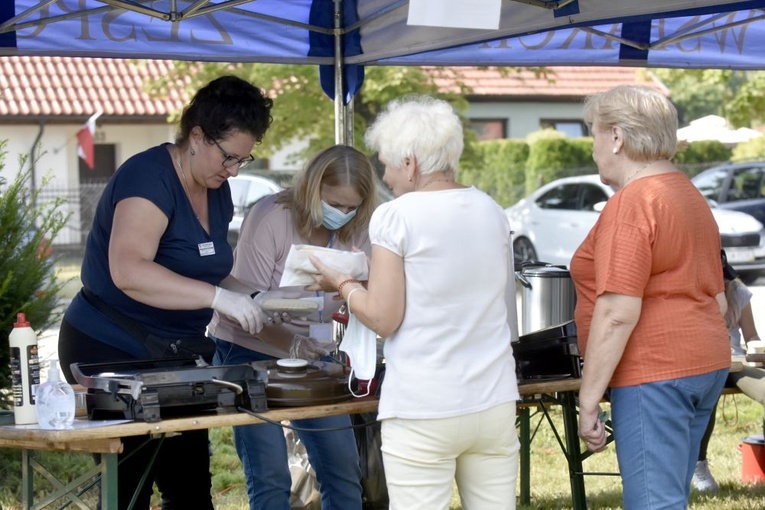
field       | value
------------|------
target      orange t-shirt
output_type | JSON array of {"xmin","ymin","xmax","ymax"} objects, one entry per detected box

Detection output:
[{"xmin": 570, "ymin": 172, "xmax": 730, "ymax": 387}]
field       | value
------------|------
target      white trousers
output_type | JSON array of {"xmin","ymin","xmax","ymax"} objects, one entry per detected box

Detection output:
[{"xmin": 381, "ymin": 401, "xmax": 519, "ymax": 510}]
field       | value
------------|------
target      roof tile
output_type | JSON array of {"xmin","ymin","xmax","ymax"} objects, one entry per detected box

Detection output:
[
  {"xmin": 0, "ymin": 56, "xmax": 666, "ymax": 119},
  {"xmin": 0, "ymin": 56, "xmax": 182, "ymax": 119},
  {"xmin": 432, "ymin": 66, "xmax": 667, "ymax": 98}
]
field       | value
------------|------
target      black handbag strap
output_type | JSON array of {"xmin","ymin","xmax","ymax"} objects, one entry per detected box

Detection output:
[
  {"xmin": 80, "ymin": 287, "xmax": 215, "ymax": 361},
  {"xmin": 81, "ymin": 287, "xmax": 152, "ymax": 343}
]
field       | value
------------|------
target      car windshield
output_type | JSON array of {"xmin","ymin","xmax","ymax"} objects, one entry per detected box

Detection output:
[
  {"xmin": 692, "ymin": 168, "xmax": 729, "ymax": 202},
  {"xmin": 229, "ymin": 177, "xmax": 281, "ymax": 215}
]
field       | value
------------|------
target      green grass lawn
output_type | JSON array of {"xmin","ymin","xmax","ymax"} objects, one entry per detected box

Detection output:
[
  {"xmin": 2, "ymin": 396, "xmax": 762, "ymax": 509},
  {"xmin": 511, "ymin": 395, "xmax": 765, "ymax": 510}
]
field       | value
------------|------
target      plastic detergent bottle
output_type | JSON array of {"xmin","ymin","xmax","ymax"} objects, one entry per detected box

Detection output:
[
  {"xmin": 9, "ymin": 312, "xmax": 40, "ymax": 425},
  {"xmin": 36, "ymin": 359, "xmax": 75, "ymax": 429}
]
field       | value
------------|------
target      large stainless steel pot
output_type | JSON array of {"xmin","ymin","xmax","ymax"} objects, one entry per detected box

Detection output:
[{"xmin": 516, "ymin": 262, "xmax": 576, "ymax": 336}]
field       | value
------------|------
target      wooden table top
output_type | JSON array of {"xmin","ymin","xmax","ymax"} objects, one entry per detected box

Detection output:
[
  {"xmin": 0, "ymin": 398, "xmax": 380, "ymax": 453},
  {"xmin": 0, "ymin": 378, "xmax": 583, "ymax": 454},
  {"xmin": 2, "ymin": 354, "xmax": 752, "ymax": 455}
]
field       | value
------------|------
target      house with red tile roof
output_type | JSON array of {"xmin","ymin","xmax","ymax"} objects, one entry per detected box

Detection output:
[
  {"xmin": 0, "ymin": 56, "xmax": 665, "ymax": 244},
  {"xmin": 436, "ymin": 66, "xmax": 667, "ymax": 139},
  {"xmin": 1, "ymin": 57, "xmax": 666, "ymax": 177}
]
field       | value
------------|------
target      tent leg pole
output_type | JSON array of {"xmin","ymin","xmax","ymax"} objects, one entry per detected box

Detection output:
[
  {"xmin": 333, "ymin": 0, "xmax": 347, "ymax": 145},
  {"xmin": 345, "ymin": 97, "xmax": 354, "ymax": 147}
]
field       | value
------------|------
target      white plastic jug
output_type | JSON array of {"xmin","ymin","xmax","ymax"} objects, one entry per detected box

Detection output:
[{"xmin": 9, "ymin": 312, "xmax": 40, "ymax": 425}]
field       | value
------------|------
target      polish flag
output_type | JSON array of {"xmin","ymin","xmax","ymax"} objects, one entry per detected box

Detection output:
[{"xmin": 76, "ymin": 111, "xmax": 102, "ymax": 170}]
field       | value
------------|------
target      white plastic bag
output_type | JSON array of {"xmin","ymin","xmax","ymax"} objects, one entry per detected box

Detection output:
[
  {"xmin": 285, "ymin": 427, "xmax": 321, "ymax": 510},
  {"xmin": 279, "ymin": 244, "xmax": 368, "ymax": 287}
]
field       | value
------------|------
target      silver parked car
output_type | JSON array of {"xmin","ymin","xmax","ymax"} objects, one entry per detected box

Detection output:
[{"xmin": 691, "ymin": 161, "xmax": 765, "ymax": 226}]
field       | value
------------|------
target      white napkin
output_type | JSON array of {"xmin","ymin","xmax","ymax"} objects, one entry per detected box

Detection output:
[{"xmin": 279, "ymin": 244, "xmax": 368, "ymax": 287}]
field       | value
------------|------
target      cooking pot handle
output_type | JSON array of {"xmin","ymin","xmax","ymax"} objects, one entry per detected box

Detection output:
[
  {"xmin": 520, "ymin": 261, "xmax": 569, "ymax": 271},
  {"xmin": 520, "ymin": 260, "xmax": 548, "ymax": 269},
  {"xmin": 211, "ymin": 378, "xmax": 243, "ymax": 395},
  {"xmin": 515, "ymin": 272, "xmax": 531, "ymax": 288}
]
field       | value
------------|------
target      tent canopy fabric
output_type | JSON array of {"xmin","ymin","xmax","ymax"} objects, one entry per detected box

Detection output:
[{"xmin": 2, "ymin": 1, "xmax": 765, "ymax": 70}]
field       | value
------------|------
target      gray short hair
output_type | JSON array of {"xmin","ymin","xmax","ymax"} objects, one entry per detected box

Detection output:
[
  {"xmin": 364, "ymin": 95, "xmax": 464, "ymax": 176},
  {"xmin": 583, "ymin": 85, "xmax": 678, "ymax": 161}
]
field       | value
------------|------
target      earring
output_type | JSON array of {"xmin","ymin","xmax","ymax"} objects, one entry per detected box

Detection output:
[
  {"xmin": 190, "ymin": 148, "xmax": 195, "ymax": 156},
  {"xmin": 612, "ymin": 147, "xmax": 619, "ymax": 155}
]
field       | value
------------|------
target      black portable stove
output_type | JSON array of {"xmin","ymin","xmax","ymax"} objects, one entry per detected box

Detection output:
[
  {"xmin": 70, "ymin": 357, "xmax": 267, "ymax": 422},
  {"xmin": 513, "ymin": 320, "xmax": 582, "ymax": 381}
]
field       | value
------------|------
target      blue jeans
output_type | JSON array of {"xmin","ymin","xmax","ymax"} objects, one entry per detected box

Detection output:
[
  {"xmin": 211, "ymin": 337, "xmax": 363, "ymax": 510},
  {"xmin": 610, "ymin": 369, "xmax": 728, "ymax": 510}
]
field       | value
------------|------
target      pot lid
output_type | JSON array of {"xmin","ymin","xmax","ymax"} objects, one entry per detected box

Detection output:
[
  {"xmin": 520, "ymin": 263, "xmax": 571, "ymax": 277},
  {"xmin": 253, "ymin": 359, "xmax": 352, "ymax": 407},
  {"xmin": 276, "ymin": 358, "xmax": 309, "ymax": 370}
]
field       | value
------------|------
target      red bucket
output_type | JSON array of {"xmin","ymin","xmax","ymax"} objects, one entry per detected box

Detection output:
[{"xmin": 738, "ymin": 435, "xmax": 765, "ymax": 484}]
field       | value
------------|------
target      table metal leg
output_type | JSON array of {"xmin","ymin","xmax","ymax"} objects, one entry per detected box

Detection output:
[
  {"xmin": 518, "ymin": 405, "xmax": 531, "ymax": 505},
  {"xmin": 20, "ymin": 448, "xmax": 115, "ymax": 510},
  {"xmin": 22, "ymin": 449, "xmax": 33, "ymax": 508},
  {"xmin": 101, "ymin": 452, "xmax": 118, "ymax": 509},
  {"xmin": 560, "ymin": 391, "xmax": 587, "ymax": 510}
]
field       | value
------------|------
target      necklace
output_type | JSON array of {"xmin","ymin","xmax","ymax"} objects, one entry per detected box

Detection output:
[
  {"xmin": 420, "ymin": 178, "xmax": 455, "ymax": 190},
  {"xmin": 624, "ymin": 160, "xmax": 661, "ymax": 185},
  {"xmin": 176, "ymin": 149, "xmax": 200, "ymax": 219}
]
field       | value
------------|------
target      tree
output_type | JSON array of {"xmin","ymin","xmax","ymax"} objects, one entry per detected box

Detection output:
[
  {"xmin": 0, "ymin": 143, "xmax": 69, "ymax": 406},
  {"xmin": 653, "ymin": 69, "xmax": 765, "ymax": 128},
  {"xmin": 145, "ymin": 62, "xmax": 473, "ymax": 164},
  {"xmin": 524, "ymin": 129, "xmax": 596, "ymax": 194},
  {"xmin": 459, "ymin": 139, "xmax": 529, "ymax": 208},
  {"xmin": 732, "ymin": 136, "xmax": 765, "ymax": 162}
]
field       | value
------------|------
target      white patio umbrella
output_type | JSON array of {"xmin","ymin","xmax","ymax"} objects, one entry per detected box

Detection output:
[{"xmin": 677, "ymin": 115, "xmax": 764, "ymax": 145}]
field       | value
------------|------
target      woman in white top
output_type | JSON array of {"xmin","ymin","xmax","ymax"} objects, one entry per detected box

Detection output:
[{"xmin": 309, "ymin": 95, "xmax": 521, "ymax": 510}]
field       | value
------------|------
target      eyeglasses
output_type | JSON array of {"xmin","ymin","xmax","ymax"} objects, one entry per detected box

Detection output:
[{"xmin": 206, "ymin": 135, "xmax": 256, "ymax": 169}]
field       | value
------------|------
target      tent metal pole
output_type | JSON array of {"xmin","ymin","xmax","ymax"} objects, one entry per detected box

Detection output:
[
  {"xmin": 346, "ymin": 97, "xmax": 355, "ymax": 148},
  {"xmin": 334, "ymin": 0, "xmax": 347, "ymax": 146}
]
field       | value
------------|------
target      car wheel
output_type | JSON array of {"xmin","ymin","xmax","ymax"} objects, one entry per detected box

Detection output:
[{"xmin": 514, "ymin": 237, "xmax": 538, "ymax": 262}]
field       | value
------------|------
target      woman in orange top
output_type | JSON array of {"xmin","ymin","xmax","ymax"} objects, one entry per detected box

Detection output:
[{"xmin": 571, "ymin": 85, "xmax": 730, "ymax": 510}]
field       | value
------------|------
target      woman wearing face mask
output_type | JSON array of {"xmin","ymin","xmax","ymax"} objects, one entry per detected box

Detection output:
[{"xmin": 207, "ymin": 144, "xmax": 378, "ymax": 510}]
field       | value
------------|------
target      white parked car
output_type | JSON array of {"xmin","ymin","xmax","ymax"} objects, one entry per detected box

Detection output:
[
  {"xmin": 227, "ymin": 174, "xmax": 284, "ymax": 247},
  {"xmin": 505, "ymin": 174, "xmax": 765, "ymax": 284}
]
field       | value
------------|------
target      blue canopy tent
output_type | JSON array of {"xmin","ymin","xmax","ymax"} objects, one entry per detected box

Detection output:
[{"xmin": 3, "ymin": 0, "xmax": 765, "ymax": 141}]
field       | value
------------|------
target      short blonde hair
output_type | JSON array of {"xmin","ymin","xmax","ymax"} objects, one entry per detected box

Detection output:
[
  {"xmin": 278, "ymin": 145, "xmax": 377, "ymax": 245},
  {"xmin": 583, "ymin": 85, "xmax": 678, "ymax": 161},
  {"xmin": 364, "ymin": 95, "xmax": 463, "ymax": 177}
]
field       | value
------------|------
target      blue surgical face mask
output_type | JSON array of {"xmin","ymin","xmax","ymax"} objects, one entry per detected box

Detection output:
[{"xmin": 321, "ymin": 200, "xmax": 357, "ymax": 230}]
